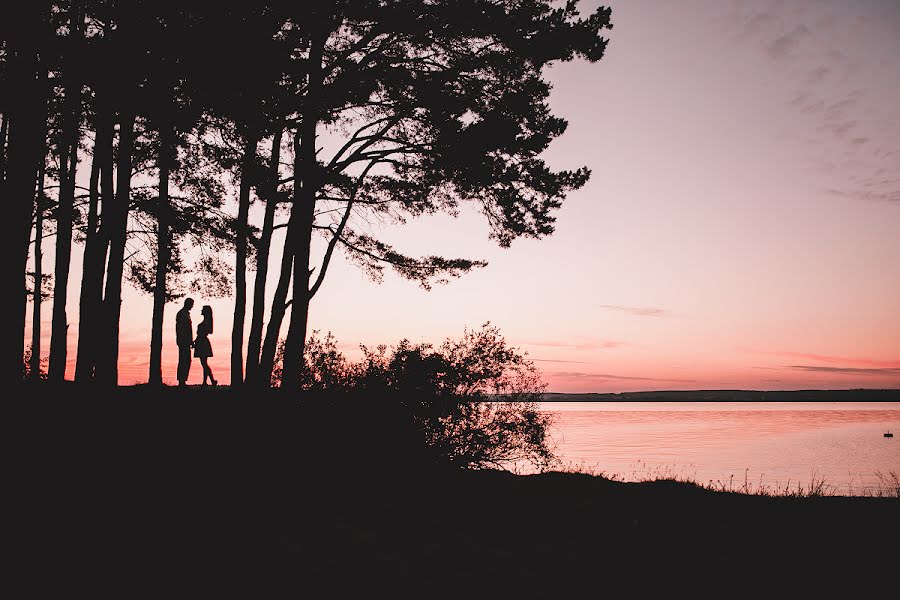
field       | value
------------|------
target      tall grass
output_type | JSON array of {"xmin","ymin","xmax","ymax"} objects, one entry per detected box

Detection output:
[{"xmin": 548, "ymin": 462, "xmax": 900, "ymax": 499}]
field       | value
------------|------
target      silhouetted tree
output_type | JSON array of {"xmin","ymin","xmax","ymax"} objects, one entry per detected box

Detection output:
[
  {"xmin": 91, "ymin": 3, "xmax": 235, "ymax": 385},
  {"xmin": 144, "ymin": 5, "xmax": 197, "ymax": 386},
  {"xmin": 2, "ymin": 1, "xmax": 51, "ymax": 385},
  {"xmin": 189, "ymin": 5, "xmax": 291, "ymax": 387},
  {"xmin": 49, "ymin": 0, "xmax": 86, "ymax": 381},
  {"xmin": 72, "ymin": 116, "xmax": 113, "ymax": 380},
  {"xmin": 0, "ymin": 112, "xmax": 7, "ymax": 181},
  {"xmin": 255, "ymin": 1, "xmax": 611, "ymax": 388},
  {"xmin": 22, "ymin": 344, "xmax": 48, "ymax": 380},
  {"xmin": 245, "ymin": 127, "xmax": 287, "ymax": 386},
  {"xmin": 6, "ymin": 0, "xmax": 611, "ymax": 389},
  {"xmin": 30, "ymin": 159, "xmax": 48, "ymax": 380},
  {"xmin": 74, "ymin": 14, "xmax": 116, "ymax": 382}
]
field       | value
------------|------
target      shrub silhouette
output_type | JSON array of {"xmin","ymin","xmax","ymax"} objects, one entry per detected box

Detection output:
[{"xmin": 274, "ymin": 324, "xmax": 555, "ymax": 471}]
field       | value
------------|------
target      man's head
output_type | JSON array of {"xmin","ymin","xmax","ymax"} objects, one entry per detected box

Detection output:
[{"xmin": 184, "ymin": 297, "xmax": 195, "ymax": 309}]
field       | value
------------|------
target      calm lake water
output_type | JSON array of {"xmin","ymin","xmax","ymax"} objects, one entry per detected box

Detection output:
[{"xmin": 540, "ymin": 402, "xmax": 900, "ymax": 495}]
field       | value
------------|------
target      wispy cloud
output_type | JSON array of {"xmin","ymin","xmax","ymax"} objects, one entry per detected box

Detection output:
[
  {"xmin": 827, "ymin": 187, "xmax": 900, "ymax": 204},
  {"xmin": 527, "ymin": 339, "xmax": 627, "ymax": 351},
  {"xmin": 532, "ymin": 358, "xmax": 598, "ymax": 365},
  {"xmin": 547, "ymin": 371, "xmax": 696, "ymax": 383},
  {"xmin": 599, "ymin": 305, "xmax": 672, "ymax": 318},
  {"xmin": 767, "ymin": 24, "xmax": 810, "ymax": 60},
  {"xmin": 723, "ymin": 1, "xmax": 900, "ymax": 205},
  {"xmin": 740, "ymin": 347, "xmax": 900, "ymax": 369},
  {"xmin": 789, "ymin": 365, "xmax": 900, "ymax": 376}
]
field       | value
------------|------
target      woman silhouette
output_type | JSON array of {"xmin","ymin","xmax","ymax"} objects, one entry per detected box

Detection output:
[{"xmin": 194, "ymin": 305, "xmax": 217, "ymax": 386}]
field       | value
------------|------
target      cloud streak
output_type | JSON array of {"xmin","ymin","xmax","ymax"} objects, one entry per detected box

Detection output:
[
  {"xmin": 547, "ymin": 371, "xmax": 697, "ymax": 383},
  {"xmin": 788, "ymin": 365, "xmax": 900, "ymax": 376},
  {"xmin": 532, "ymin": 358, "xmax": 599, "ymax": 365},
  {"xmin": 599, "ymin": 305, "xmax": 672, "ymax": 318},
  {"xmin": 740, "ymin": 347, "xmax": 900, "ymax": 369},
  {"xmin": 527, "ymin": 339, "xmax": 627, "ymax": 351}
]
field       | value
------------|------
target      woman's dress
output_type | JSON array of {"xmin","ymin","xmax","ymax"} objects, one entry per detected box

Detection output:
[{"xmin": 194, "ymin": 319, "xmax": 213, "ymax": 358}]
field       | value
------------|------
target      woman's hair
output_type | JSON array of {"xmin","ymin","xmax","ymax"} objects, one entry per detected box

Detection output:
[{"xmin": 202, "ymin": 305, "xmax": 213, "ymax": 334}]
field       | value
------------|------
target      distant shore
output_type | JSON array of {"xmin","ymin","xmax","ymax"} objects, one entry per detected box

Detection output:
[{"xmin": 541, "ymin": 388, "xmax": 900, "ymax": 401}]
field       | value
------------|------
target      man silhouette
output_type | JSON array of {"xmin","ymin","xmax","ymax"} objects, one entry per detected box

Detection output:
[{"xmin": 176, "ymin": 298, "xmax": 195, "ymax": 386}]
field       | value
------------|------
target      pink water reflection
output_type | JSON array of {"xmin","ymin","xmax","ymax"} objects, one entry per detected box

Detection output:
[{"xmin": 541, "ymin": 402, "xmax": 900, "ymax": 495}]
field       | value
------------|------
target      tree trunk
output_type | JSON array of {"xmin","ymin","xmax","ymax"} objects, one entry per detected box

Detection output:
[
  {"xmin": 149, "ymin": 120, "xmax": 174, "ymax": 385},
  {"xmin": 96, "ymin": 110, "xmax": 135, "ymax": 386},
  {"xmin": 245, "ymin": 128, "xmax": 283, "ymax": 385},
  {"xmin": 48, "ymin": 4, "xmax": 83, "ymax": 382},
  {"xmin": 3, "ymin": 6, "xmax": 46, "ymax": 384},
  {"xmin": 280, "ymin": 132, "xmax": 317, "ymax": 390},
  {"xmin": 0, "ymin": 113, "xmax": 8, "ymax": 182},
  {"xmin": 48, "ymin": 128, "xmax": 78, "ymax": 381},
  {"xmin": 74, "ymin": 101, "xmax": 113, "ymax": 382},
  {"xmin": 231, "ymin": 129, "xmax": 259, "ymax": 387},
  {"xmin": 280, "ymin": 35, "xmax": 325, "ymax": 390},
  {"xmin": 30, "ymin": 159, "xmax": 46, "ymax": 379},
  {"xmin": 256, "ymin": 218, "xmax": 295, "ymax": 388}
]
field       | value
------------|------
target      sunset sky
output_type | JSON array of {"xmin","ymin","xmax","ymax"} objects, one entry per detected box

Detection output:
[{"xmin": 26, "ymin": 0, "xmax": 900, "ymax": 390}]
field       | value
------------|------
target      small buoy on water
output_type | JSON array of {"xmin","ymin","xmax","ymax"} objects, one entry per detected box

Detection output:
[{"xmin": 885, "ymin": 431, "xmax": 894, "ymax": 438}]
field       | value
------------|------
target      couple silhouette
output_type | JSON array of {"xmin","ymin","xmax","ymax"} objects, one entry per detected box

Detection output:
[{"xmin": 175, "ymin": 298, "xmax": 217, "ymax": 386}]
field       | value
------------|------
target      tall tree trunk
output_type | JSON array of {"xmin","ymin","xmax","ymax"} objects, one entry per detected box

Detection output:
[
  {"xmin": 75, "ymin": 101, "xmax": 113, "ymax": 382},
  {"xmin": 149, "ymin": 120, "xmax": 174, "ymax": 385},
  {"xmin": 77, "ymin": 21, "xmax": 118, "ymax": 381},
  {"xmin": 0, "ymin": 113, "xmax": 8, "ymax": 182},
  {"xmin": 231, "ymin": 129, "xmax": 258, "ymax": 387},
  {"xmin": 96, "ymin": 110, "xmax": 135, "ymax": 386},
  {"xmin": 281, "ymin": 35, "xmax": 325, "ymax": 390},
  {"xmin": 30, "ymin": 159, "xmax": 46, "ymax": 379},
  {"xmin": 3, "ymin": 5, "xmax": 46, "ymax": 384},
  {"xmin": 280, "ymin": 132, "xmax": 318, "ymax": 390},
  {"xmin": 245, "ymin": 128, "xmax": 283, "ymax": 385},
  {"xmin": 48, "ymin": 131, "xmax": 78, "ymax": 381},
  {"xmin": 48, "ymin": 4, "xmax": 83, "ymax": 382},
  {"xmin": 256, "ymin": 218, "xmax": 295, "ymax": 388}
]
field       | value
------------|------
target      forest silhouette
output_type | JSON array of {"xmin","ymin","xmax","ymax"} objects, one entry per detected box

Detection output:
[
  {"xmin": 3, "ymin": 2, "xmax": 898, "ymax": 595},
  {"xmin": 3, "ymin": 0, "xmax": 610, "ymax": 388}
]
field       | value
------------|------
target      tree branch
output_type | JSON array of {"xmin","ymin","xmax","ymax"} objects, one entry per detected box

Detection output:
[{"xmin": 309, "ymin": 158, "xmax": 378, "ymax": 299}]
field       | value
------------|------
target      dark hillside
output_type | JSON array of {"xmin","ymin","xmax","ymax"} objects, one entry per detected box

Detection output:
[{"xmin": 4, "ymin": 384, "xmax": 898, "ymax": 596}]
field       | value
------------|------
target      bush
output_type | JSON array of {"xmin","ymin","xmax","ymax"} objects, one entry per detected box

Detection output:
[
  {"xmin": 275, "ymin": 324, "xmax": 556, "ymax": 471},
  {"xmin": 271, "ymin": 331, "xmax": 356, "ymax": 392},
  {"xmin": 430, "ymin": 324, "xmax": 555, "ymax": 471}
]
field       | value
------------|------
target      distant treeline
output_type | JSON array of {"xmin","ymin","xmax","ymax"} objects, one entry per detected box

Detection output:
[
  {"xmin": 1, "ymin": 1, "xmax": 612, "ymax": 387},
  {"xmin": 542, "ymin": 389, "xmax": 900, "ymax": 402}
]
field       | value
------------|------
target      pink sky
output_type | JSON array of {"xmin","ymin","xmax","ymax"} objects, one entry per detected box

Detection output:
[{"xmin": 25, "ymin": 0, "xmax": 900, "ymax": 391}]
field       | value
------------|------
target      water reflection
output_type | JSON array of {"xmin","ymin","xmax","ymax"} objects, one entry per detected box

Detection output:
[{"xmin": 541, "ymin": 402, "xmax": 900, "ymax": 495}]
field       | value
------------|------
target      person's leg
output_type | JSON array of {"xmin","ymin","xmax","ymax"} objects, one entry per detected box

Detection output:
[
  {"xmin": 200, "ymin": 357, "xmax": 210, "ymax": 385},
  {"xmin": 177, "ymin": 344, "xmax": 190, "ymax": 385}
]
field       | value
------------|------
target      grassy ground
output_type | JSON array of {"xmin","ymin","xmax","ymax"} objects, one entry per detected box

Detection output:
[{"xmin": 4, "ymin": 384, "xmax": 898, "ymax": 596}]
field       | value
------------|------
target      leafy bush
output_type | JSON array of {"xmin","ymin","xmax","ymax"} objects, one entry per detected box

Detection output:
[
  {"xmin": 275, "ymin": 324, "xmax": 556, "ymax": 471},
  {"xmin": 430, "ymin": 325, "xmax": 555, "ymax": 471},
  {"xmin": 272, "ymin": 331, "xmax": 356, "ymax": 392}
]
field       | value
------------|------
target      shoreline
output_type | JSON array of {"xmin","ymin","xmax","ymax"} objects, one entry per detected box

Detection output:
[
  {"xmin": 542, "ymin": 389, "xmax": 900, "ymax": 401},
  {"xmin": 5, "ymin": 386, "xmax": 899, "ymax": 594}
]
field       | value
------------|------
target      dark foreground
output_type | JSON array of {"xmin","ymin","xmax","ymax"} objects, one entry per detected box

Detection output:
[{"xmin": 4, "ymin": 385, "xmax": 898, "ymax": 596}]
